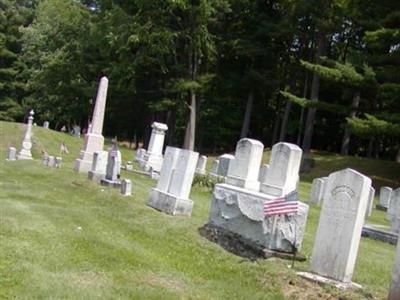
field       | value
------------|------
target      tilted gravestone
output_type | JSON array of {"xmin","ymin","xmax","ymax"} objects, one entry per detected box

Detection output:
[
  {"xmin": 389, "ymin": 237, "xmax": 400, "ymax": 300},
  {"xmin": 141, "ymin": 122, "xmax": 168, "ymax": 173},
  {"xmin": 88, "ymin": 150, "xmax": 108, "ymax": 183},
  {"xmin": 147, "ymin": 146, "xmax": 199, "ymax": 216},
  {"xmin": 310, "ymin": 168, "xmax": 371, "ymax": 284}
]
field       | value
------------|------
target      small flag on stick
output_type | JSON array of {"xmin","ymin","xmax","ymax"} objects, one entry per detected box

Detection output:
[{"xmin": 264, "ymin": 191, "xmax": 298, "ymax": 217}]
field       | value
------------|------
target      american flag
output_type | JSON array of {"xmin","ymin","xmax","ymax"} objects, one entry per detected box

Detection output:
[{"xmin": 264, "ymin": 191, "xmax": 299, "ymax": 217}]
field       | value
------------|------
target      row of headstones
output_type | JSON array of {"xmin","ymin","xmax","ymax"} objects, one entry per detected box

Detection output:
[{"xmin": 42, "ymin": 154, "xmax": 62, "ymax": 168}]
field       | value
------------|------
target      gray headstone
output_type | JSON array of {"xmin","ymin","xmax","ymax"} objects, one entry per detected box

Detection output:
[
  {"xmin": 309, "ymin": 178, "xmax": 325, "ymax": 205},
  {"xmin": 55, "ymin": 157, "xmax": 62, "ymax": 168},
  {"xmin": 217, "ymin": 154, "xmax": 235, "ymax": 177},
  {"xmin": 43, "ymin": 121, "xmax": 49, "ymax": 129},
  {"xmin": 258, "ymin": 164, "xmax": 270, "ymax": 182},
  {"xmin": 365, "ymin": 186, "xmax": 375, "ymax": 218},
  {"xmin": 210, "ymin": 159, "xmax": 219, "ymax": 176},
  {"xmin": 390, "ymin": 189, "xmax": 400, "ymax": 234},
  {"xmin": 380, "ymin": 186, "xmax": 393, "ymax": 208},
  {"xmin": 311, "ymin": 168, "xmax": 371, "ymax": 283},
  {"xmin": 6, "ymin": 147, "xmax": 16, "ymax": 161},
  {"xmin": 195, "ymin": 155, "xmax": 207, "ymax": 175},
  {"xmin": 389, "ymin": 237, "xmax": 400, "ymax": 300},
  {"xmin": 121, "ymin": 179, "xmax": 132, "ymax": 196}
]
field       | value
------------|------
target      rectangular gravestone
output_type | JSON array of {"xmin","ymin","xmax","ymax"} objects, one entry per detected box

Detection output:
[
  {"xmin": 309, "ymin": 178, "xmax": 325, "ymax": 205},
  {"xmin": 226, "ymin": 138, "xmax": 264, "ymax": 191},
  {"xmin": 120, "ymin": 179, "xmax": 132, "ymax": 196},
  {"xmin": 365, "ymin": 186, "xmax": 375, "ymax": 218},
  {"xmin": 88, "ymin": 150, "xmax": 108, "ymax": 183},
  {"xmin": 389, "ymin": 237, "xmax": 400, "ymax": 300},
  {"xmin": 390, "ymin": 189, "xmax": 400, "ymax": 234},
  {"xmin": 378, "ymin": 186, "xmax": 392, "ymax": 210},
  {"xmin": 209, "ymin": 159, "xmax": 219, "ymax": 177},
  {"xmin": 100, "ymin": 142, "xmax": 122, "ymax": 187},
  {"xmin": 55, "ymin": 157, "xmax": 62, "ymax": 168},
  {"xmin": 195, "ymin": 155, "xmax": 207, "ymax": 175},
  {"xmin": 387, "ymin": 188, "xmax": 400, "ymax": 223},
  {"xmin": 258, "ymin": 164, "xmax": 269, "ymax": 182},
  {"xmin": 6, "ymin": 147, "xmax": 16, "ymax": 161},
  {"xmin": 141, "ymin": 122, "xmax": 168, "ymax": 173},
  {"xmin": 310, "ymin": 168, "xmax": 371, "ymax": 283},
  {"xmin": 217, "ymin": 154, "xmax": 235, "ymax": 177}
]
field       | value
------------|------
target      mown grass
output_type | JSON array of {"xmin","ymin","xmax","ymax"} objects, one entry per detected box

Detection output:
[{"xmin": 0, "ymin": 120, "xmax": 399, "ymax": 299}]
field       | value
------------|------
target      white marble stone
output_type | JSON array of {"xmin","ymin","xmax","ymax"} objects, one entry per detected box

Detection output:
[
  {"xmin": 260, "ymin": 142, "xmax": 302, "ymax": 197},
  {"xmin": 141, "ymin": 122, "xmax": 168, "ymax": 173},
  {"xmin": 212, "ymin": 154, "xmax": 235, "ymax": 178},
  {"xmin": 43, "ymin": 121, "xmax": 49, "ymax": 129},
  {"xmin": 390, "ymin": 189, "xmax": 400, "ymax": 234},
  {"xmin": 125, "ymin": 161, "xmax": 133, "ymax": 171},
  {"xmin": 310, "ymin": 168, "xmax": 371, "ymax": 283},
  {"xmin": 6, "ymin": 147, "xmax": 16, "ymax": 161},
  {"xmin": 88, "ymin": 150, "xmax": 107, "ymax": 183},
  {"xmin": 309, "ymin": 178, "xmax": 325, "ymax": 205},
  {"xmin": 48, "ymin": 156, "xmax": 55, "ymax": 167},
  {"xmin": 389, "ymin": 237, "xmax": 400, "ymax": 300},
  {"xmin": 388, "ymin": 188, "xmax": 400, "ymax": 223},
  {"xmin": 17, "ymin": 110, "xmax": 34, "ymax": 160},
  {"xmin": 148, "ymin": 146, "xmax": 199, "ymax": 216},
  {"xmin": 258, "ymin": 164, "xmax": 270, "ymax": 182},
  {"xmin": 101, "ymin": 142, "xmax": 122, "ymax": 187},
  {"xmin": 209, "ymin": 159, "xmax": 219, "ymax": 177},
  {"xmin": 42, "ymin": 154, "xmax": 49, "ymax": 166},
  {"xmin": 226, "ymin": 138, "xmax": 264, "ymax": 191},
  {"xmin": 380, "ymin": 186, "xmax": 392, "ymax": 208},
  {"xmin": 195, "ymin": 155, "xmax": 207, "ymax": 175},
  {"xmin": 121, "ymin": 179, "xmax": 132, "ymax": 196},
  {"xmin": 135, "ymin": 148, "xmax": 146, "ymax": 162},
  {"xmin": 365, "ymin": 186, "xmax": 375, "ymax": 218},
  {"xmin": 75, "ymin": 77, "xmax": 108, "ymax": 173},
  {"xmin": 55, "ymin": 157, "xmax": 62, "ymax": 168}
]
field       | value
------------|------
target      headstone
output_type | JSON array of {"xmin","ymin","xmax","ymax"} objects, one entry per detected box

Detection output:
[
  {"xmin": 195, "ymin": 155, "xmax": 207, "ymax": 175},
  {"xmin": 6, "ymin": 147, "xmax": 16, "ymax": 161},
  {"xmin": 42, "ymin": 153, "xmax": 49, "ymax": 166},
  {"xmin": 209, "ymin": 140, "xmax": 308, "ymax": 253},
  {"xmin": 74, "ymin": 76, "xmax": 108, "ymax": 173},
  {"xmin": 209, "ymin": 159, "xmax": 219, "ymax": 177},
  {"xmin": 259, "ymin": 142, "xmax": 302, "ymax": 197},
  {"xmin": 88, "ymin": 150, "xmax": 108, "ymax": 183},
  {"xmin": 365, "ymin": 186, "xmax": 375, "ymax": 218},
  {"xmin": 226, "ymin": 138, "xmax": 264, "ymax": 191},
  {"xmin": 55, "ymin": 157, "xmax": 62, "ymax": 168},
  {"xmin": 309, "ymin": 178, "xmax": 325, "ymax": 205},
  {"xmin": 310, "ymin": 168, "xmax": 371, "ymax": 283},
  {"xmin": 17, "ymin": 110, "xmax": 34, "ymax": 160},
  {"xmin": 120, "ymin": 179, "xmax": 132, "ymax": 196},
  {"xmin": 217, "ymin": 154, "xmax": 235, "ymax": 177},
  {"xmin": 135, "ymin": 148, "xmax": 146, "ymax": 163},
  {"xmin": 389, "ymin": 238, "xmax": 400, "ymax": 300},
  {"xmin": 258, "ymin": 164, "xmax": 270, "ymax": 182},
  {"xmin": 125, "ymin": 161, "xmax": 133, "ymax": 171},
  {"xmin": 100, "ymin": 140, "xmax": 122, "ymax": 187},
  {"xmin": 43, "ymin": 121, "xmax": 49, "ymax": 129},
  {"xmin": 148, "ymin": 146, "xmax": 199, "ymax": 216},
  {"xmin": 72, "ymin": 125, "xmax": 81, "ymax": 137},
  {"xmin": 141, "ymin": 122, "xmax": 168, "ymax": 173},
  {"xmin": 388, "ymin": 188, "xmax": 400, "ymax": 222},
  {"xmin": 48, "ymin": 156, "xmax": 55, "ymax": 167},
  {"xmin": 390, "ymin": 189, "xmax": 400, "ymax": 234},
  {"xmin": 379, "ymin": 186, "xmax": 392, "ymax": 209}
]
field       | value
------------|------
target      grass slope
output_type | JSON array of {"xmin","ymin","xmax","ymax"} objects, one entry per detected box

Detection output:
[{"xmin": 0, "ymin": 121, "xmax": 399, "ymax": 299}]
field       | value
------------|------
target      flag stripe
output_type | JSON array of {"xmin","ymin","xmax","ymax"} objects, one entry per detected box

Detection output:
[{"xmin": 263, "ymin": 192, "xmax": 299, "ymax": 216}]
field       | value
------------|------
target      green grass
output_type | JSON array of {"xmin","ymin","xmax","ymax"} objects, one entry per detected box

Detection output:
[{"xmin": 0, "ymin": 120, "xmax": 399, "ymax": 299}]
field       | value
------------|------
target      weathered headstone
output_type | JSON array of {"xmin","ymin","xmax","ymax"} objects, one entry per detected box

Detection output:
[
  {"xmin": 120, "ymin": 179, "xmax": 132, "ymax": 196},
  {"xmin": 226, "ymin": 138, "xmax": 263, "ymax": 191},
  {"xmin": 42, "ymin": 153, "xmax": 49, "ymax": 166},
  {"xmin": 43, "ymin": 121, "xmax": 49, "ymax": 129},
  {"xmin": 74, "ymin": 76, "xmax": 108, "ymax": 173},
  {"xmin": 217, "ymin": 154, "xmax": 235, "ymax": 177},
  {"xmin": 379, "ymin": 186, "xmax": 392, "ymax": 209},
  {"xmin": 55, "ymin": 157, "xmax": 62, "ymax": 168},
  {"xmin": 148, "ymin": 146, "xmax": 199, "ymax": 216},
  {"xmin": 195, "ymin": 155, "xmax": 207, "ymax": 175},
  {"xmin": 6, "ymin": 147, "xmax": 16, "ymax": 161},
  {"xmin": 141, "ymin": 122, "xmax": 168, "ymax": 173},
  {"xmin": 72, "ymin": 125, "xmax": 81, "ymax": 137},
  {"xmin": 310, "ymin": 168, "xmax": 371, "ymax": 284},
  {"xmin": 17, "ymin": 110, "xmax": 34, "ymax": 160},
  {"xmin": 260, "ymin": 142, "xmax": 302, "ymax": 197},
  {"xmin": 388, "ymin": 188, "xmax": 400, "ymax": 222},
  {"xmin": 389, "ymin": 237, "xmax": 400, "ymax": 300},
  {"xmin": 125, "ymin": 161, "xmax": 133, "ymax": 171},
  {"xmin": 48, "ymin": 156, "xmax": 55, "ymax": 167},
  {"xmin": 209, "ymin": 159, "xmax": 219, "ymax": 177},
  {"xmin": 258, "ymin": 164, "xmax": 270, "ymax": 182},
  {"xmin": 309, "ymin": 178, "xmax": 325, "ymax": 205},
  {"xmin": 88, "ymin": 150, "xmax": 108, "ymax": 183},
  {"xmin": 390, "ymin": 189, "xmax": 400, "ymax": 234},
  {"xmin": 101, "ymin": 141, "xmax": 122, "ymax": 187},
  {"xmin": 365, "ymin": 186, "xmax": 375, "ymax": 218},
  {"xmin": 135, "ymin": 148, "xmax": 146, "ymax": 163}
]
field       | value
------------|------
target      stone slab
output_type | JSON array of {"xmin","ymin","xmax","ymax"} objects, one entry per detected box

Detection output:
[
  {"xmin": 148, "ymin": 188, "xmax": 193, "ymax": 216},
  {"xmin": 297, "ymin": 272, "xmax": 362, "ymax": 290},
  {"xmin": 362, "ymin": 224, "xmax": 398, "ymax": 245}
]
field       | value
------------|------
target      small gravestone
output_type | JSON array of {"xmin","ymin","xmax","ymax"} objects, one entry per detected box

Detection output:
[
  {"xmin": 135, "ymin": 148, "xmax": 146, "ymax": 163},
  {"xmin": 387, "ymin": 189, "xmax": 400, "ymax": 222},
  {"xmin": 309, "ymin": 178, "xmax": 325, "ymax": 205},
  {"xmin": 258, "ymin": 164, "xmax": 270, "ymax": 182},
  {"xmin": 226, "ymin": 138, "xmax": 263, "ymax": 191},
  {"xmin": 120, "ymin": 179, "xmax": 132, "ymax": 196},
  {"xmin": 17, "ymin": 110, "xmax": 34, "ymax": 160},
  {"xmin": 195, "ymin": 155, "xmax": 207, "ymax": 175},
  {"xmin": 141, "ymin": 122, "xmax": 168, "ymax": 173},
  {"xmin": 378, "ymin": 186, "xmax": 392, "ymax": 210},
  {"xmin": 125, "ymin": 161, "xmax": 133, "ymax": 171},
  {"xmin": 390, "ymin": 189, "xmax": 400, "ymax": 234},
  {"xmin": 389, "ymin": 238, "xmax": 400, "ymax": 300},
  {"xmin": 365, "ymin": 186, "xmax": 375, "ymax": 218},
  {"xmin": 209, "ymin": 159, "xmax": 219, "ymax": 177},
  {"xmin": 148, "ymin": 146, "xmax": 199, "ymax": 216},
  {"xmin": 48, "ymin": 156, "xmax": 55, "ymax": 167},
  {"xmin": 55, "ymin": 157, "xmax": 62, "ymax": 168},
  {"xmin": 42, "ymin": 154, "xmax": 49, "ymax": 166},
  {"xmin": 101, "ymin": 141, "xmax": 122, "ymax": 187},
  {"xmin": 43, "ymin": 121, "xmax": 49, "ymax": 129},
  {"xmin": 217, "ymin": 154, "xmax": 235, "ymax": 177},
  {"xmin": 307, "ymin": 168, "xmax": 371, "ymax": 286},
  {"xmin": 6, "ymin": 147, "xmax": 16, "ymax": 161},
  {"xmin": 88, "ymin": 150, "xmax": 108, "ymax": 183}
]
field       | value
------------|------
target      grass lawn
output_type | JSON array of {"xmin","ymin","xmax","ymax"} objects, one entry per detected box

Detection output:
[{"xmin": 0, "ymin": 121, "xmax": 399, "ymax": 299}]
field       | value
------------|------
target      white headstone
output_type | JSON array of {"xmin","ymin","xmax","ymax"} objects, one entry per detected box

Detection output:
[
  {"xmin": 388, "ymin": 188, "xmax": 400, "ymax": 222},
  {"xmin": 105, "ymin": 149, "xmax": 121, "ymax": 181},
  {"xmin": 141, "ymin": 122, "xmax": 168, "ymax": 173},
  {"xmin": 217, "ymin": 154, "xmax": 235, "ymax": 177},
  {"xmin": 365, "ymin": 186, "xmax": 375, "ymax": 218},
  {"xmin": 260, "ymin": 142, "xmax": 302, "ymax": 197},
  {"xmin": 380, "ymin": 186, "xmax": 392, "ymax": 208},
  {"xmin": 48, "ymin": 156, "xmax": 55, "ymax": 167},
  {"xmin": 6, "ymin": 147, "xmax": 16, "ymax": 161},
  {"xmin": 17, "ymin": 110, "xmax": 34, "ymax": 160},
  {"xmin": 88, "ymin": 150, "xmax": 108, "ymax": 182},
  {"xmin": 310, "ymin": 168, "xmax": 371, "ymax": 283},
  {"xmin": 43, "ymin": 121, "xmax": 49, "ymax": 129},
  {"xmin": 42, "ymin": 154, "xmax": 49, "ymax": 166},
  {"xmin": 55, "ymin": 157, "xmax": 62, "ymax": 168},
  {"xmin": 258, "ymin": 164, "xmax": 269, "ymax": 182},
  {"xmin": 126, "ymin": 161, "xmax": 133, "ymax": 171},
  {"xmin": 309, "ymin": 178, "xmax": 325, "ymax": 205},
  {"xmin": 135, "ymin": 148, "xmax": 146, "ymax": 162},
  {"xmin": 390, "ymin": 189, "xmax": 400, "ymax": 234},
  {"xmin": 148, "ymin": 146, "xmax": 199, "ymax": 216},
  {"xmin": 226, "ymin": 138, "xmax": 264, "ymax": 191},
  {"xmin": 74, "ymin": 76, "xmax": 108, "ymax": 173},
  {"xmin": 389, "ymin": 237, "xmax": 400, "ymax": 300},
  {"xmin": 195, "ymin": 155, "xmax": 207, "ymax": 175},
  {"xmin": 210, "ymin": 159, "xmax": 219, "ymax": 176},
  {"xmin": 121, "ymin": 179, "xmax": 132, "ymax": 196}
]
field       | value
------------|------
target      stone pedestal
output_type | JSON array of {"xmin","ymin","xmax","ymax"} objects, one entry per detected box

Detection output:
[
  {"xmin": 142, "ymin": 122, "xmax": 168, "ymax": 173},
  {"xmin": 148, "ymin": 188, "xmax": 193, "ymax": 216},
  {"xmin": 209, "ymin": 183, "xmax": 309, "ymax": 253},
  {"xmin": 17, "ymin": 110, "xmax": 34, "ymax": 160}
]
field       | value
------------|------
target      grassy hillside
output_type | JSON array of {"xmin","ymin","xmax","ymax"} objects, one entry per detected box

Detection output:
[{"xmin": 0, "ymin": 121, "xmax": 399, "ymax": 299}]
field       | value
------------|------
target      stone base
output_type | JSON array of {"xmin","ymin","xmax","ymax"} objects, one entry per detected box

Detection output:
[
  {"xmin": 100, "ymin": 178, "xmax": 121, "ymax": 188},
  {"xmin": 297, "ymin": 272, "xmax": 362, "ymax": 290},
  {"xmin": 88, "ymin": 171, "xmax": 105, "ymax": 183},
  {"xmin": 375, "ymin": 204, "xmax": 388, "ymax": 211},
  {"xmin": 141, "ymin": 153, "xmax": 163, "ymax": 173},
  {"xmin": 74, "ymin": 133, "xmax": 104, "ymax": 173},
  {"xmin": 362, "ymin": 224, "xmax": 398, "ymax": 245},
  {"xmin": 17, "ymin": 149, "xmax": 33, "ymax": 160},
  {"xmin": 147, "ymin": 188, "xmax": 193, "ymax": 216},
  {"xmin": 226, "ymin": 175, "xmax": 260, "ymax": 192},
  {"xmin": 209, "ymin": 183, "xmax": 309, "ymax": 253}
]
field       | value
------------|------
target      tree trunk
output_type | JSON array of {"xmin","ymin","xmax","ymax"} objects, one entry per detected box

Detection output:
[
  {"xmin": 240, "ymin": 91, "xmax": 254, "ymax": 138},
  {"xmin": 183, "ymin": 90, "xmax": 196, "ymax": 150},
  {"xmin": 341, "ymin": 91, "xmax": 360, "ymax": 155},
  {"xmin": 279, "ymin": 79, "xmax": 296, "ymax": 142},
  {"xmin": 367, "ymin": 138, "xmax": 374, "ymax": 158},
  {"xmin": 396, "ymin": 148, "xmax": 400, "ymax": 163},
  {"xmin": 301, "ymin": 32, "xmax": 326, "ymax": 154}
]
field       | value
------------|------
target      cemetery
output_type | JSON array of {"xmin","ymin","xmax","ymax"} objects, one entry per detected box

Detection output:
[{"xmin": 1, "ymin": 1, "xmax": 400, "ymax": 299}]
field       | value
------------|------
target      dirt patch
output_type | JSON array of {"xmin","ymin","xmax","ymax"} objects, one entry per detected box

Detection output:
[
  {"xmin": 68, "ymin": 271, "xmax": 110, "ymax": 289},
  {"xmin": 138, "ymin": 273, "xmax": 186, "ymax": 293}
]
